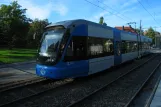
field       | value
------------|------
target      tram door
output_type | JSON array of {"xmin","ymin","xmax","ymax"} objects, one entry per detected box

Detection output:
[{"xmin": 114, "ymin": 30, "xmax": 122, "ymax": 65}]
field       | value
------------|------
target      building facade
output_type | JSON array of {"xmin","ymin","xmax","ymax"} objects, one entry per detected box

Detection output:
[{"xmin": 155, "ymin": 32, "xmax": 161, "ymax": 48}]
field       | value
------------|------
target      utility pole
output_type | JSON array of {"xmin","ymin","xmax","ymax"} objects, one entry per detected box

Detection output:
[
  {"xmin": 154, "ymin": 27, "xmax": 157, "ymax": 47},
  {"xmin": 139, "ymin": 20, "xmax": 142, "ymax": 36},
  {"xmin": 139, "ymin": 20, "xmax": 142, "ymax": 58}
]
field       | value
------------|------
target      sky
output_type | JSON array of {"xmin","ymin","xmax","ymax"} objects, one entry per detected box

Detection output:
[{"xmin": 1, "ymin": 0, "xmax": 161, "ymax": 32}]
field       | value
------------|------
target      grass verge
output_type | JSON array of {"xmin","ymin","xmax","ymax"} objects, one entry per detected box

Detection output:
[{"xmin": 0, "ymin": 48, "xmax": 37, "ymax": 64}]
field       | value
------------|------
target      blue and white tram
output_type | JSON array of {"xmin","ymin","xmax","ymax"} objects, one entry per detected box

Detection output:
[{"xmin": 36, "ymin": 19, "xmax": 152, "ymax": 79}]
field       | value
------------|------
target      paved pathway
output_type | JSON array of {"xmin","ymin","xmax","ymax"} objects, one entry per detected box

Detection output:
[
  {"xmin": 150, "ymin": 79, "xmax": 161, "ymax": 107},
  {"xmin": 150, "ymin": 48, "xmax": 161, "ymax": 107},
  {"xmin": 0, "ymin": 60, "xmax": 37, "ymax": 85}
]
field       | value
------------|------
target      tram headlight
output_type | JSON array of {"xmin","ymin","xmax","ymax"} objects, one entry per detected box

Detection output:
[
  {"xmin": 40, "ymin": 68, "xmax": 46, "ymax": 75},
  {"xmin": 46, "ymin": 57, "xmax": 55, "ymax": 63}
]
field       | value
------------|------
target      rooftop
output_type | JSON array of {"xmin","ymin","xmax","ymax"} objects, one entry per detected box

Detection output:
[{"xmin": 115, "ymin": 26, "xmax": 138, "ymax": 35}]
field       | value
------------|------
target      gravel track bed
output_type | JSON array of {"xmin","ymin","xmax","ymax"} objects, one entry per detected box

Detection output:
[
  {"xmin": 73, "ymin": 54, "xmax": 161, "ymax": 107},
  {"xmin": 0, "ymin": 78, "xmax": 73, "ymax": 106},
  {"xmin": 7, "ymin": 54, "xmax": 155, "ymax": 107},
  {"xmin": 0, "ymin": 77, "xmax": 44, "ymax": 92},
  {"xmin": 129, "ymin": 61, "xmax": 161, "ymax": 107}
]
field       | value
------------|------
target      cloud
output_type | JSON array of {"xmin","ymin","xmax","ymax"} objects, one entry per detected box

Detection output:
[
  {"xmin": 93, "ymin": 11, "xmax": 109, "ymax": 20},
  {"xmin": 88, "ymin": 11, "xmax": 111, "ymax": 23},
  {"xmin": 102, "ymin": 0, "xmax": 121, "ymax": 7},
  {"xmin": 11, "ymin": 0, "xmax": 68, "ymax": 19},
  {"xmin": 52, "ymin": 3, "xmax": 68, "ymax": 16},
  {"xmin": 89, "ymin": 11, "xmax": 127, "ymax": 27},
  {"xmin": 93, "ymin": 0, "xmax": 138, "ymax": 22},
  {"xmin": 102, "ymin": 0, "xmax": 138, "ymax": 10},
  {"xmin": 121, "ymin": 7, "xmax": 137, "ymax": 14},
  {"xmin": 121, "ymin": 0, "xmax": 137, "ymax": 8}
]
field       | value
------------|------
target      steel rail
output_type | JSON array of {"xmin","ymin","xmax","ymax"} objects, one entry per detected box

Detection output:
[
  {"xmin": 0, "ymin": 77, "xmax": 46, "ymax": 92},
  {"xmin": 0, "ymin": 78, "xmax": 74, "ymax": 107},
  {"xmin": 67, "ymin": 54, "xmax": 158, "ymax": 107},
  {"xmin": 145, "ymin": 73, "xmax": 161, "ymax": 107},
  {"xmin": 125, "ymin": 59, "xmax": 161, "ymax": 107}
]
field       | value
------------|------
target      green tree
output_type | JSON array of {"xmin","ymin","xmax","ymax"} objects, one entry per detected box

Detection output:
[
  {"xmin": 27, "ymin": 19, "xmax": 50, "ymax": 48},
  {"xmin": 99, "ymin": 16, "xmax": 104, "ymax": 25},
  {"xmin": 145, "ymin": 27, "xmax": 155, "ymax": 43},
  {"xmin": 0, "ymin": 1, "xmax": 30, "ymax": 49}
]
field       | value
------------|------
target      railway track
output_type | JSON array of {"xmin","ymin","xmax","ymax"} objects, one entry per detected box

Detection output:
[
  {"xmin": 0, "ymin": 77, "xmax": 46, "ymax": 92},
  {"xmin": 126, "ymin": 58, "xmax": 161, "ymax": 107},
  {"xmin": 125, "ymin": 59, "xmax": 161, "ymax": 107},
  {"xmin": 0, "ymin": 54, "xmax": 156, "ymax": 107},
  {"xmin": 0, "ymin": 78, "xmax": 74, "ymax": 107},
  {"xmin": 68, "ymin": 54, "xmax": 161, "ymax": 107}
]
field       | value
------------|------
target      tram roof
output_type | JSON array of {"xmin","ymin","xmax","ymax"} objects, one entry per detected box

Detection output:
[{"xmin": 46, "ymin": 19, "xmax": 112, "ymax": 29}]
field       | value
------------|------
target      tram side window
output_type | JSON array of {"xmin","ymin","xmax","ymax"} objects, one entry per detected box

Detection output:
[
  {"xmin": 144, "ymin": 43, "xmax": 146, "ymax": 49},
  {"xmin": 88, "ymin": 37, "xmax": 103, "ymax": 58},
  {"xmin": 126, "ymin": 42, "xmax": 131, "ymax": 52},
  {"xmin": 122, "ymin": 41, "xmax": 138, "ymax": 53},
  {"xmin": 148, "ymin": 43, "xmax": 151, "ymax": 49},
  {"xmin": 88, "ymin": 37, "xmax": 113, "ymax": 58},
  {"xmin": 64, "ymin": 36, "xmax": 87, "ymax": 61},
  {"xmin": 142, "ymin": 42, "xmax": 149, "ymax": 50},
  {"xmin": 103, "ymin": 39, "xmax": 113, "ymax": 55},
  {"xmin": 121, "ymin": 41, "xmax": 127, "ymax": 53},
  {"xmin": 143, "ymin": 42, "xmax": 145, "ymax": 49},
  {"xmin": 146, "ymin": 43, "xmax": 149, "ymax": 49},
  {"xmin": 131, "ymin": 42, "xmax": 138, "ymax": 52},
  {"xmin": 123, "ymin": 41, "xmax": 132, "ymax": 53}
]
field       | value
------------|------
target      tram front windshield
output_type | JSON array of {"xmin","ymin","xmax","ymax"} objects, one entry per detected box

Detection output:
[{"xmin": 38, "ymin": 27, "xmax": 65, "ymax": 63}]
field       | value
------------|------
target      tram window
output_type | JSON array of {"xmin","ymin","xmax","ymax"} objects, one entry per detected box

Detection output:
[
  {"xmin": 121, "ymin": 41, "xmax": 127, "ymax": 53},
  {"xmin": 116, "ymin": 41, "xmax": 121, "ymax": 56},
  {"xmin": 131, "ymin": 42, "xmax": 134, "ymax": 52},
  {"xmin": 88, "ymin": 37, "xmax": 103, "ymax": 58},
  {"xmin": 148, "ymin": 43, "xmax": 151, "ymax": 49},
  {"xmin": 131, "ymin": 42, "xmax": 138, "ymax": 52},
  {"xmin": 126, "ymin": 42, "xmax": 131, "ymax": 52},
  {"xmin": 58, "ymin": 33, "xmax": 70, "ymax": 60},
  {"xmin": 88, "ymin": 37, "xmax": 113, "ymax": 58},
  {"xmin": 144, "ymin": 43, "xmax": 146, "ymax": 49},
  {"xmin": 121, "ymin": 41, "xmax": 138, "ymax": 53},
  {"xmin": 64, "ymin": 36, "xmax": 87, "ymax": 61},
  {"xmin": 103, "ymin": 39, "xmax": 113, "ymax": 55}
]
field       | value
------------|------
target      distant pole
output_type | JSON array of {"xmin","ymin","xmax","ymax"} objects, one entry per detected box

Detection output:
[
  {"xmin": 139, "ymin": 20, "xmax": 142, "ymax": 36},
  {"xmin": 139, "ymin": 20, "xmax": 142, "ymax": 58},
  {"xmin": 135, "ymin": 23, "xmax": 136, "ymax": 32},
  {"xmin": 139, "ymin": 20, "xmax": 141, "ymax": 43},
  {"xmin": 154, "ymin": 27, "xmax": 156, "ymax": 47}
]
